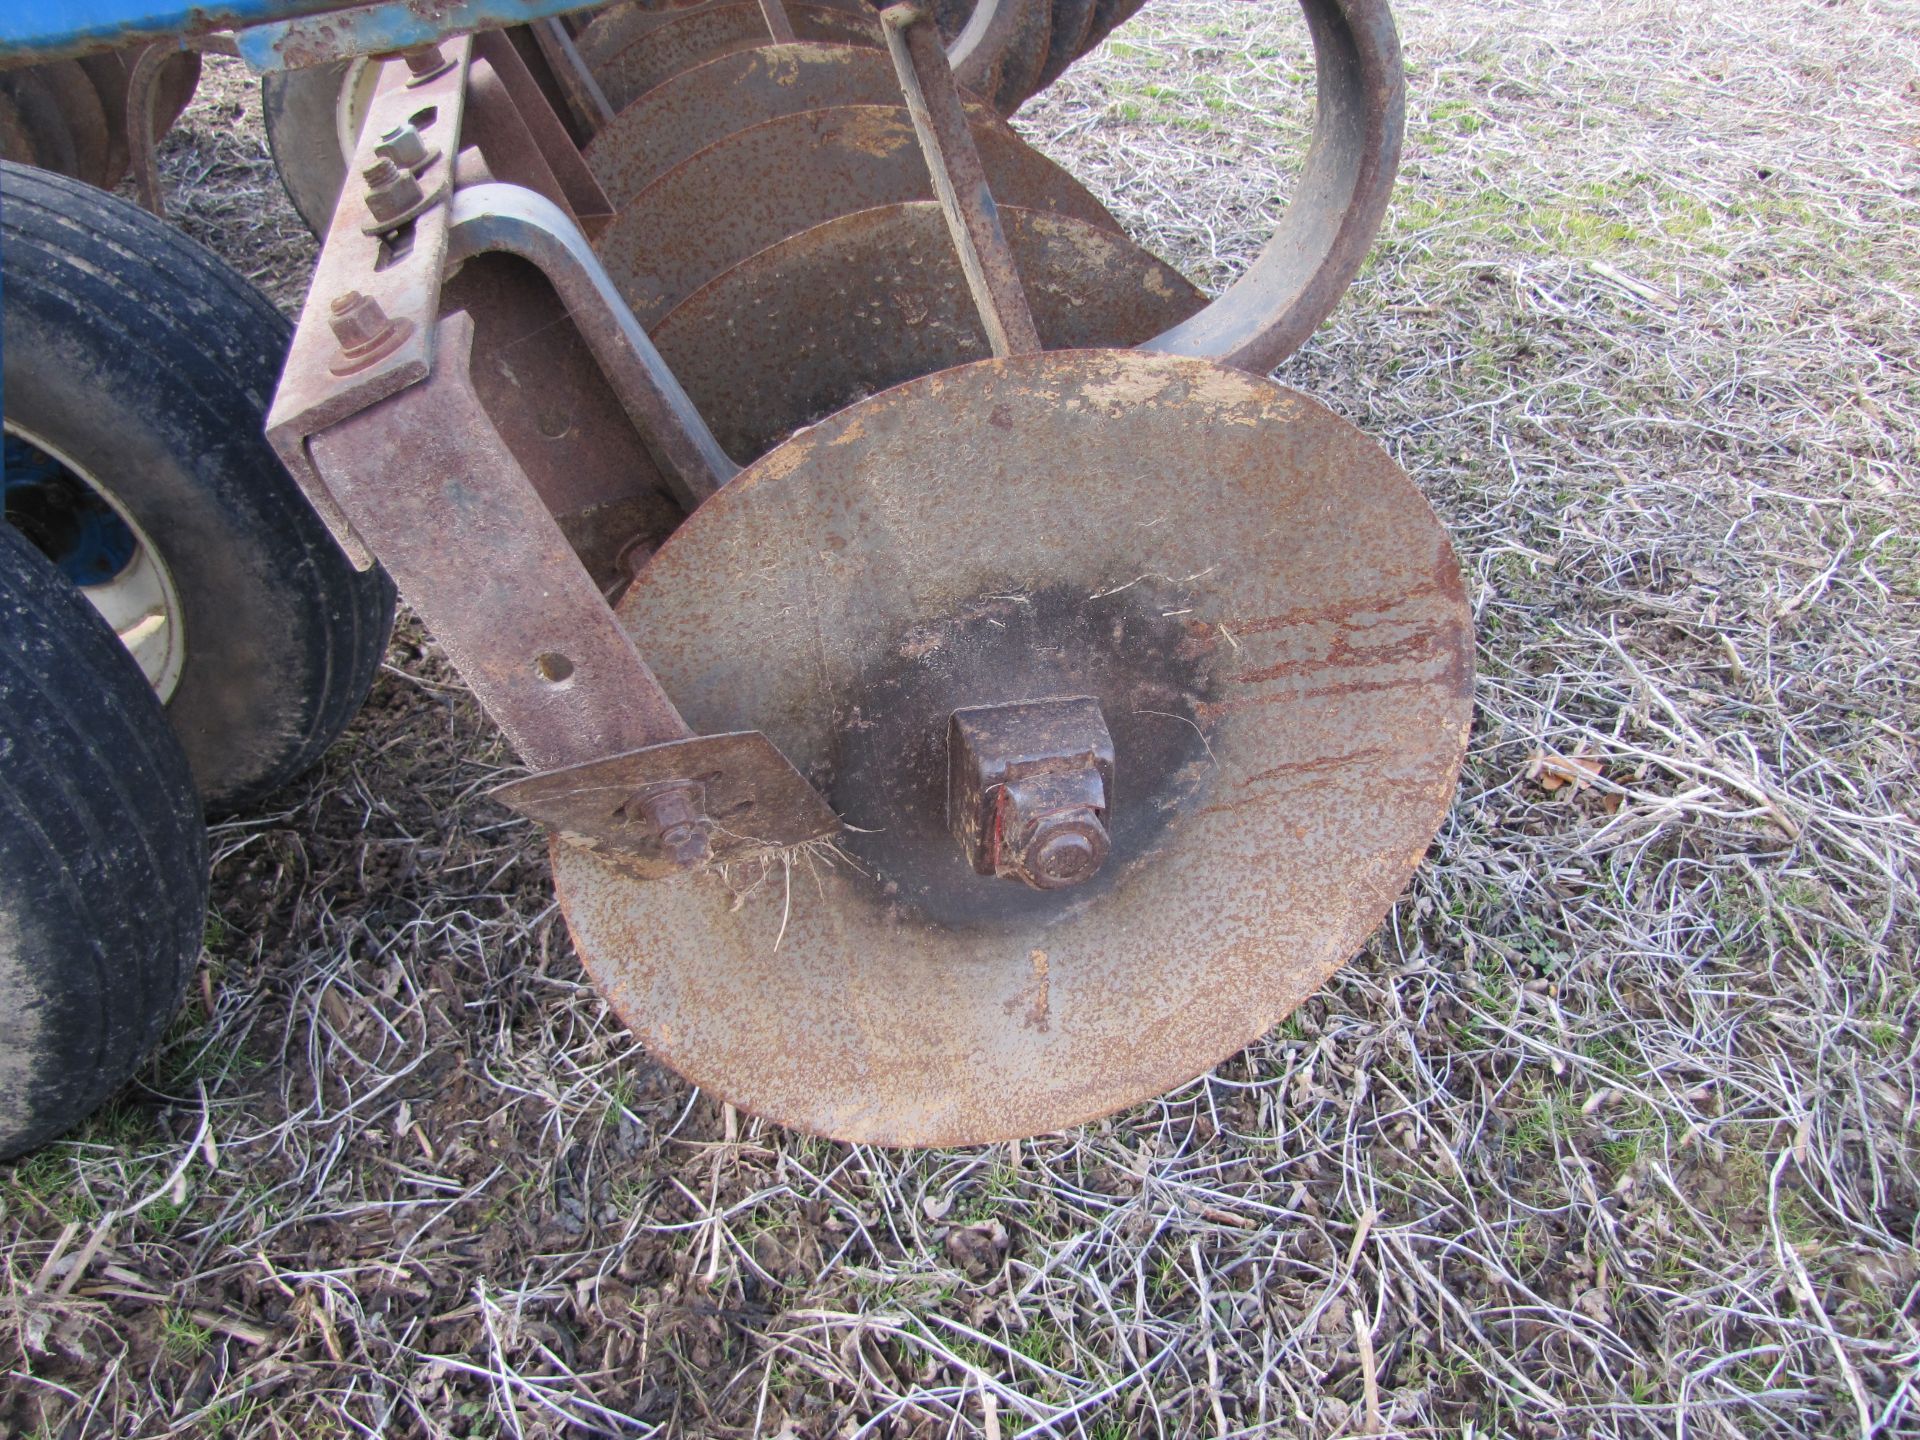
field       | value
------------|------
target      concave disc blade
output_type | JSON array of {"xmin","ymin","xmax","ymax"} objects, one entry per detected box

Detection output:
[
  {"xmin": 554, "ymin": 350, "xmax": 1474, "ymax": 1147},
  {"xmin": 586, "ymin": 43, "xmax": 996, "ymax": 207},
  {"xmin": 77, "ymin": 52, "xmax": 132, "ymax": 185},
  {"xmin": 1080, "ymin": 0, "xmax": 1147, "ymax": 58},
  {"xmin": 651, "ymin": 201, "xmax": 1205, "ymax": 460},
  {"xmin": 1033, "ymin": 0, "xmax": 1098, "ymax": 95},
  {"xmin": 585, "ymin": 3, "xmax": 883, "ymax": 113},
  {"xmin": 593, "ymin": 104, "xmax": 1119, "ymax": 325},
  {"xmin": 0, "ymin": 63, "xmax": 105, "ymax": 185},
  {"xmin": 577, "ymin": 0, "xmax": 872, "ymax": 73}
]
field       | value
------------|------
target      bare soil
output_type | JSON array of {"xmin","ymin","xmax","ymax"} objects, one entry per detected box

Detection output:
[{"xmin": 4, "ymin": 1, "xmax": 1917, "ymax": 1436}]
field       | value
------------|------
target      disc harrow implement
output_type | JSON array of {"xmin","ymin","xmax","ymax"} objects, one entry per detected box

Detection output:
[{"xmin": 0, "ymin": 0, "xmax": 1459, "ymax": 1148}]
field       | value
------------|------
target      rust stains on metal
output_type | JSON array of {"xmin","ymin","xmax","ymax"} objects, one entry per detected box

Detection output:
[
  {"xmin": 582, "ymin": 42, "xmax": 1000, "ymax": 207},
  {"xmin": 553, "ymin": 349, "xmax": 1474, "ymax": 1147},
  {"xmin": 581, "ymin": 0, "xmax": 885, "ymax": 112},
  {"xmin": 591, "ymin": 103, "xmax": 1120, "ymax": 327},
  {"xmin": 649, "ymin": 202, "xmax": 1201, "ymax": 461},
  {"xmin": 881, "ymin": 2, "xmax": 1041, "ymax": 357}
]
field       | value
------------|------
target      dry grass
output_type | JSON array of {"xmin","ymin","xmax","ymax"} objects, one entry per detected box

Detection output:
[{"xmin": 5, "ymin": 0, "xmax": 1919, "ymax": 1435}]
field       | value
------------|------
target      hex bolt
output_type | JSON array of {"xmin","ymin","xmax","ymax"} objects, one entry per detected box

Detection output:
[
  {"xmin": 374, "ymin": 120, "xmax": 431, "ymax": 173},
  {"xmin": 326, "ymin": 290, "xmax": 413, "ymax": 375},
  {"xmin": 1017, "ymin": 812, "xmax": 1111, "ymax": 890},
  {"xmin": 401, "ymin": 43, "xmax": 454, "ymax": 84},
  {"xmin": 362, "ymin": 157, "xmax": 424, "ymax": 228},
  {"xmin": 638, "ymin": 786, "xmax": 711, "ymax": 870},
  {"xmin": 328, "ymin": 291, "xmax": 390, "ymax": 351}
]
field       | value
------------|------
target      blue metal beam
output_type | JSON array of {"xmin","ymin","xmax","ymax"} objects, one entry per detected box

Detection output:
[
  {"xmin": 0, "ymin": 0, "xmax": 600, "ymax": 69},
  {"xmin": 3, "ymin": 0, "xmax": 349, "ymax": 63},
  {"xmin": 233, "ymin": 0, "xmax": 607, "ymax": 72}
]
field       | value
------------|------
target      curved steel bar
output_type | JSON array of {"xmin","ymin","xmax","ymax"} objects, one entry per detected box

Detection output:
[
  {"xmin": 446, "ymin": 181, "xmax": 737, "ymax": 509},
  {"xmin": 947, "ymin": 0, "xmax": 1050, "ymax": 112},
  {"xmin": 1140, "ymin": 0, "xmax": 1403, "ymax": 375}
]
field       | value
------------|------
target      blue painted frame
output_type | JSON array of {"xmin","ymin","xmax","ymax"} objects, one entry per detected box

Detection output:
[{"xmin": 1, "ymin": 0, "xmax": 601, "ymax": 70}]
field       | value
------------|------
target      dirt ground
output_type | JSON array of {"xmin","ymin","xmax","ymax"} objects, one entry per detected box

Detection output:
[{"xmin": 4, "ymin": 0, "xmax": 1918, "ymax": 1436}]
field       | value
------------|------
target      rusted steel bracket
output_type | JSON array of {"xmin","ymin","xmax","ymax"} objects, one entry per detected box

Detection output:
[
  {"xmin": 265, "ymin": 38, "xmax": 473, "ymax": 569},
  {"xmin": 528, "ymin": 16, "xmax": 614, "ymax": 133},
  {"xmin": 492, "ymin": 733, "xmax": 839, "ymax": 868},
  {"xmin": 310, "ymin": 310, "xmax": 691, "ymax": 772},
  {"xmin": 444, "ymin": 183, "xmax": 736, "ymax": 509},
  {"xmin": 881, "ymin": 3, "xmax": 1040, "ymax": 358},
  {"xmin": 945, "ymin": 0, "xmax": 1051, "ymax": 114},
  {"xmin": 304, "ymin": 311, "xmax": 835, "ymax": 867},
  {"xmin": 465, "ymin": 28, "xmax": 613, "ymax": 240},
  {"xmin": 265, "ymin": 46, "xmax": 829, "ymax": 867}
]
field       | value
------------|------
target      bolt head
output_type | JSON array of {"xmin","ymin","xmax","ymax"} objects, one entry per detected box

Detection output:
[
  {"xmin": 1015, "ymin": 810, "xmax": 1110, "ymax": 890},
  {"xmin": 374, "ymin": 121, "xmax": 430, "ymax": 172},
  {"xmin": 636, "ymin": 786, "xmax": 712, "ymax": 870},
  {"xmin": 658, "ymin": 822, "xmax": 712, "ymax": 869},
  {"xmin": 401, "ymin": 43, "xmax": 451, "ymax": 80}
]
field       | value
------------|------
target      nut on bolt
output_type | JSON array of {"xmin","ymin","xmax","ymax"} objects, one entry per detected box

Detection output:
[
  {"xmin": 401, "ymin": 43, "xmax": 455, "ymax": 84},
  {"xmin": 637, "ymin": 785, "xmax": 712, "ymax": 870},
  {"xmin": 1000, "ymin": 768, "xmax": 1111, "ymax": 890},
  {"xmin": 326, "ymin": 290, "xmax": 414, "ymax": 375},
  {"xmin": 362, "ymin": 157, "xmax": 425, "ymax": 228}
]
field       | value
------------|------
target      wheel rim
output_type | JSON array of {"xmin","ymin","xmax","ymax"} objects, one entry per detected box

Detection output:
[
  {"xmin": 4, "ymin": 426, "xmax": 186, "ymax": 702},
  {"xmin": 335, "ymin": 57, "xmax": 379, "ymax": 173}
]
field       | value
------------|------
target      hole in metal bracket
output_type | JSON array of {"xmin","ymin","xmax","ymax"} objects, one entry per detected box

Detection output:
[{"xmin": 374, "ymin": 225, "xmax": 416, "ymax": 271}]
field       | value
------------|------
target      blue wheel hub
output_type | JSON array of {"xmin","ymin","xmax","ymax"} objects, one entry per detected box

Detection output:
[{"xmin": 4, "ymin": 432, "xmax": 138, "ymax": 586}]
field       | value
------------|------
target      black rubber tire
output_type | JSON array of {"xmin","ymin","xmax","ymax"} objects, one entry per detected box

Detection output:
[
  {"xmin": 0, "ymin": 523, "xmax": 208, "ymax": 1161},
  {"xmin": 260, "ymin": 58, "xmax": 355, "ymax": 237},
  {"xmin": 1, "ymin": 160, "xmax": 395, "ymax": 812}
]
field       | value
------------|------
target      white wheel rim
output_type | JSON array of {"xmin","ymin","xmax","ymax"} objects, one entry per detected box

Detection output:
[
  {"xmin": 4, "ymin": 424, "xmax": 187, "ymax": 703},
  {"xmin": 335, "ymin": 57, "xmax": 380, "ymax": 172}
]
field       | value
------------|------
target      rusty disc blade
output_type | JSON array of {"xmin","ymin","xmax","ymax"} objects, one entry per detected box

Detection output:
[
  {"xmin": 585, "ymin": 2, "xmax": 884, "ymax": 113},
  {"xmin": 0, "ymin": 91, "xmax": 41, "ymax": 170},
  {"xmin": 1032, "ymin": 0, "xmax": 1098, "ymax": 94},
  {"xmin": 554, "ymin": 350, "xmax": 1473, "ymax": 1147},
  {"xmin": 77, "ymin": 52, "xmax": 132, "ymax": 185},
  {"xmin": 0, "ymin": 62, "xmax": 109, "ymax": 187},
  {"xmin": 651, "ymin": 200, "xmax": 1204, "ymax": 461},
  {"xmin": 592, "ymin": 104, "xmax": 1119, "ymax": 326},
  {"xmin": 1078, "ymin": 0, "xmax": 1147, "ymax": 57},
  {"xmin": 586, "ymin": 43, "xmax": 998, "ymax": 208},
  {"xmin": 577, "ymin": 0, "xmax": 872, "ymax": 74}
]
